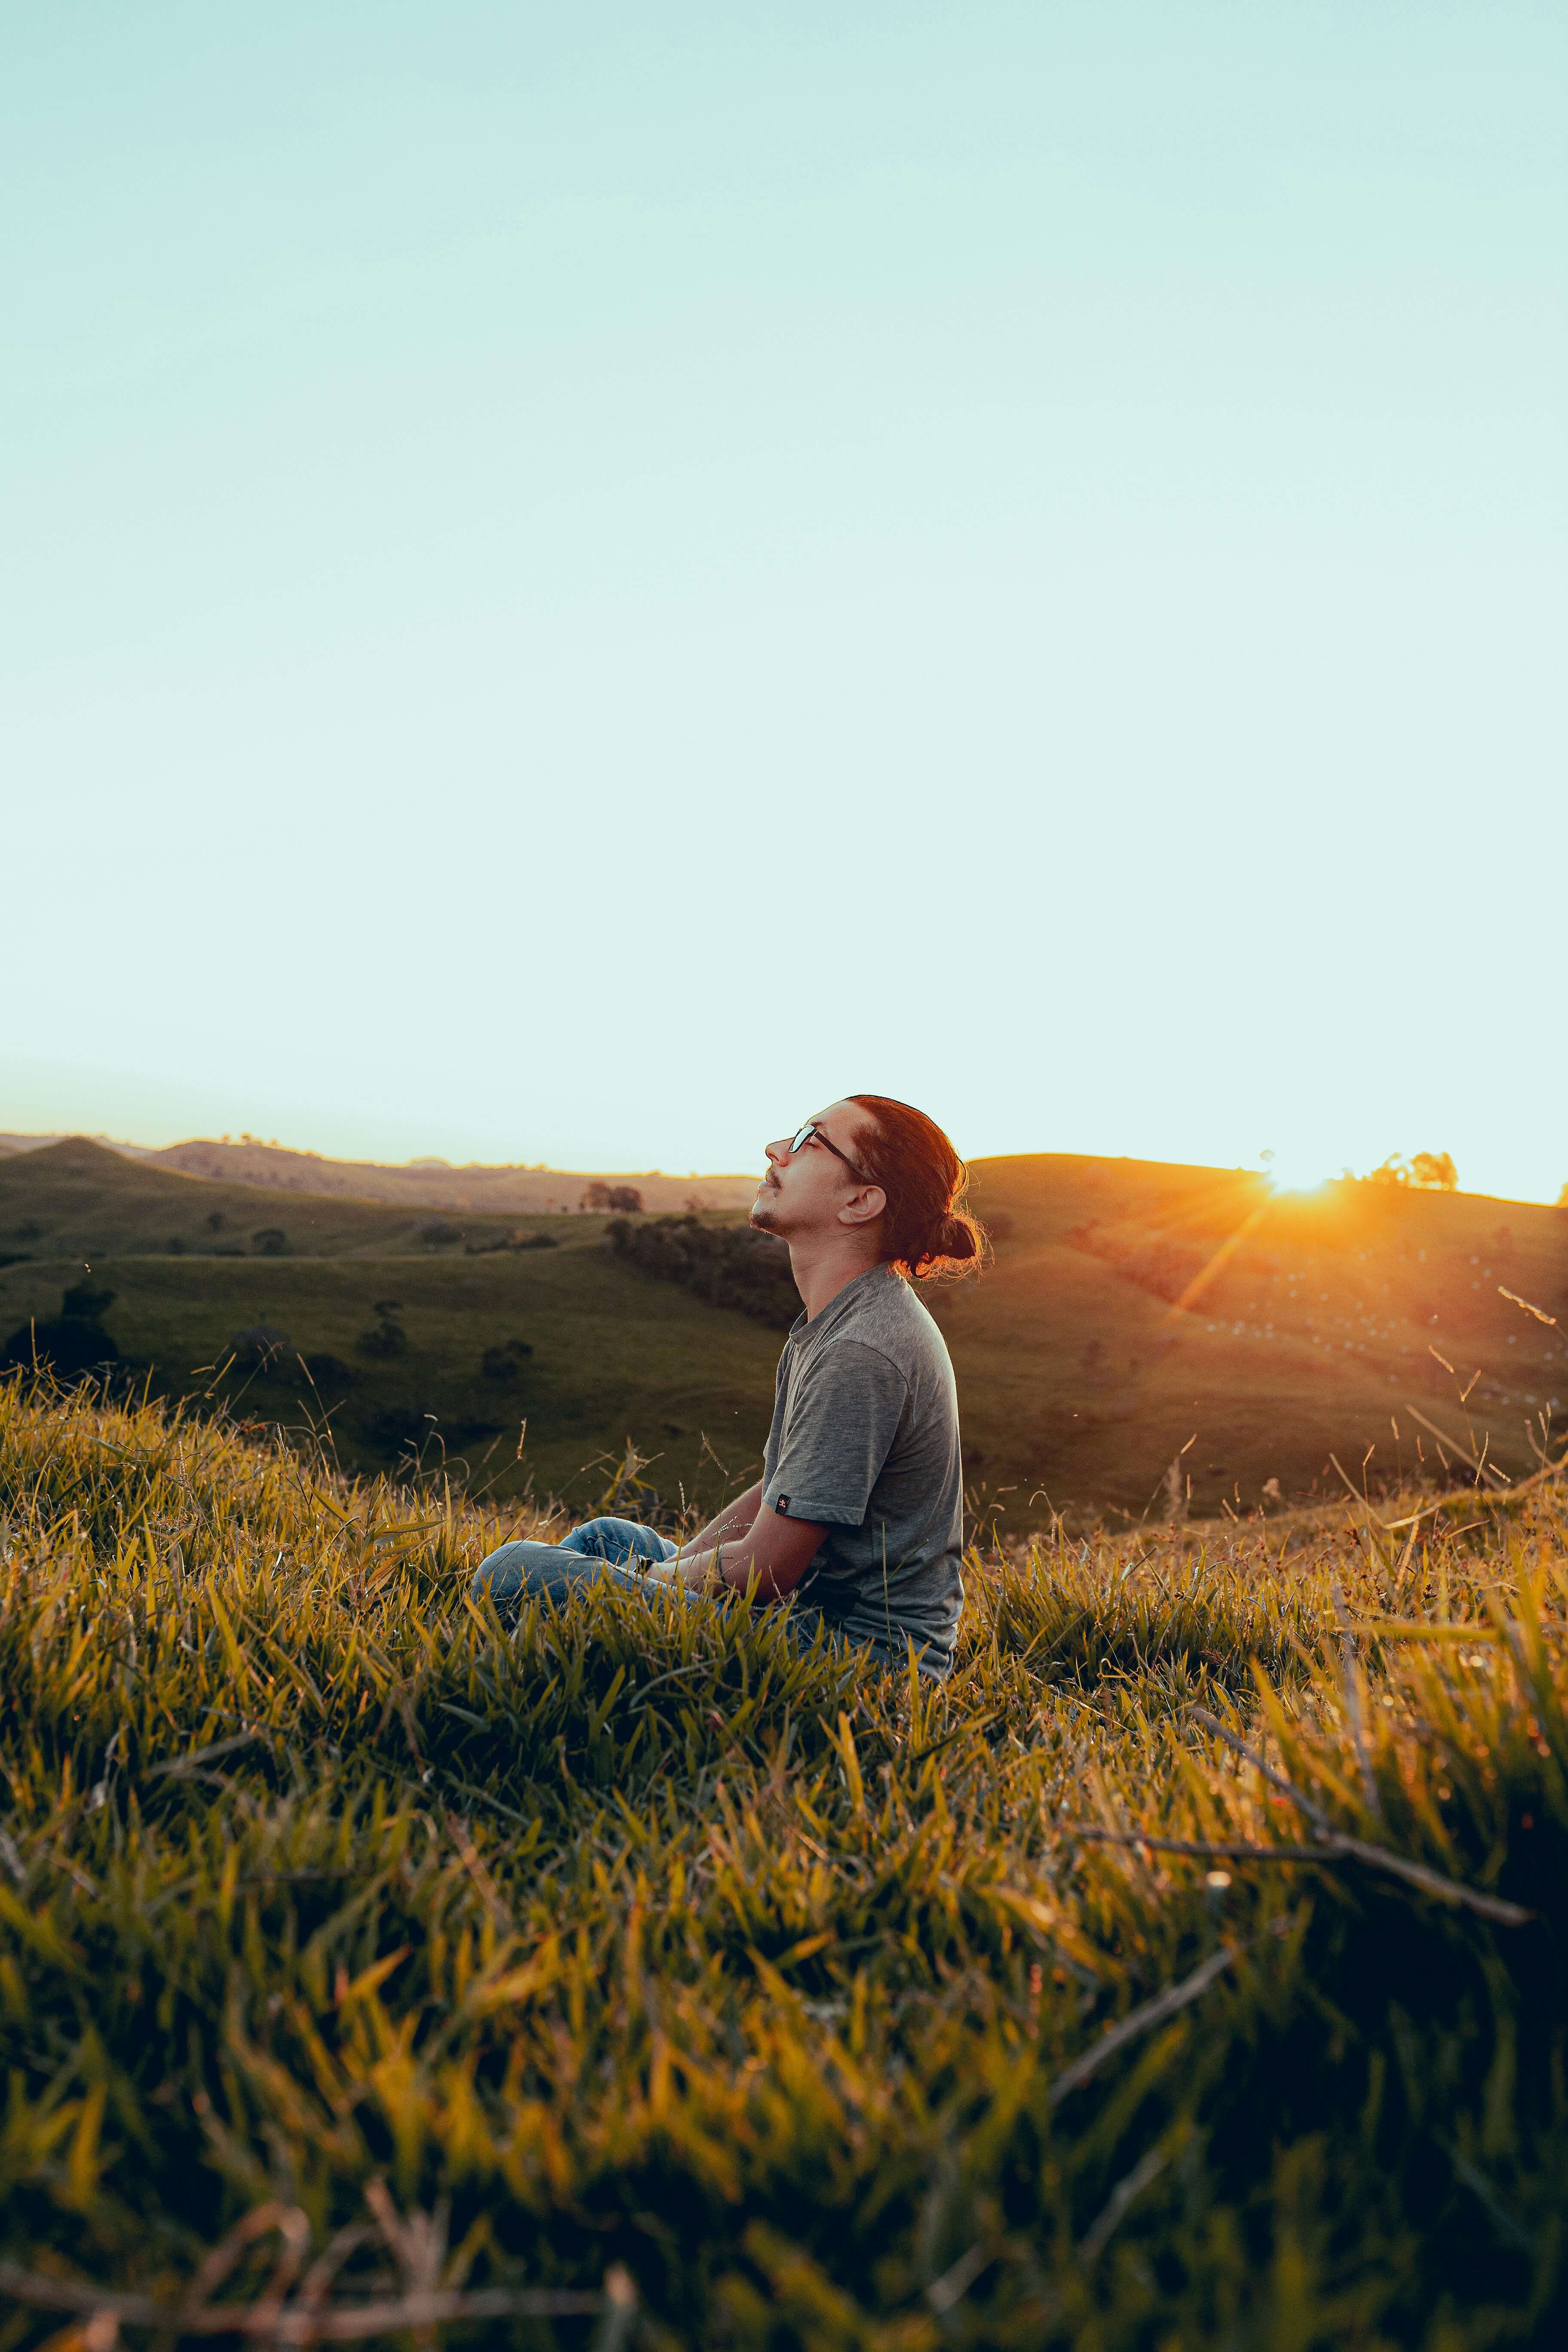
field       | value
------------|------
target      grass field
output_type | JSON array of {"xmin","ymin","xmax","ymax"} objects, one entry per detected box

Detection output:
[
  {"xmin": 2, "ymin": 1372, "xmax": 1567, "ymax": 2345},
  {"xmin": 952, "ymin": 1155, "xmax": 1566, "ymax": 1526},
  {"xmin": 1, "ymin": 1139, "xmax": 1562, "ymax": 1534},
  {"xmin": 0, "ymin": 1141, "xmax": 781, "ymax": 1522},
  {"xmin": 0, "ymin": 1132, "xmax": 758, "ymax": 1217}
]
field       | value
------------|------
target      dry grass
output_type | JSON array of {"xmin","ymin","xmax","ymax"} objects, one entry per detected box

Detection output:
[{"xmin": 2, "ymin": 1371, "xmax": 1568, "ymax": 2346}]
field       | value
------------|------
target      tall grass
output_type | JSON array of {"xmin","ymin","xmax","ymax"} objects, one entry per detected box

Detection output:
[{"xmin": 2, "ymin": 1372, "xmax": 1567, "ymax": 2346}]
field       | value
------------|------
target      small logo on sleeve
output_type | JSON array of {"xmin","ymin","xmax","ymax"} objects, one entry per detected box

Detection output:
[{"xmin": 777, "ymin": 1495, "xmax": 790, "ymax": 1514}]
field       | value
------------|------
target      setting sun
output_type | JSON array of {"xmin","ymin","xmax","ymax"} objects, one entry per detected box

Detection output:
[{"xmin": 1261, "ymin": 1147, "xmax": 1336, "ymax": 1197}]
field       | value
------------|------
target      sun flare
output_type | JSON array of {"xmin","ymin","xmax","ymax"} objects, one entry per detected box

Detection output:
[{"xmin": 1261, "ymin": 1147, "xmax": 1336, "ymax": 1197}]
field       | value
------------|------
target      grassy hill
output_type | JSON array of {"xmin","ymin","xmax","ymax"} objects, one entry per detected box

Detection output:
[
  {"xmin": 1, "ymin": 1137, "xmax": 1562, "ymax": 1531},
  {"xmin": 0, "ymin": 1139, "xmax": 780, "ymax": 1520},
  {"xmin": 946, "ymin": 1154, "xmax": 1567, "ymax": 1526},
  {"xmin": 1, "ymin": 1374, "xmax": 1565, "ymax": 2343},
  {"xmin": 0, "ymin": 1129, "xmax": 759, "ymax": 1213}
]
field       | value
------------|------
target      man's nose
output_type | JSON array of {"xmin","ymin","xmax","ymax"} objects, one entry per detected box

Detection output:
[{"xmin": 764, "ymin": 1136, "xmax": 790, "ymax": 1167}]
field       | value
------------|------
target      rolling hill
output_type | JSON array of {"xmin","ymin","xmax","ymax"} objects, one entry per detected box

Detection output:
[
  {"xmin": 0, "ymin": 1130, "xmax": 757, "ymax": 1212},
  {"xmin": 0, "ymin": 1140, "xmax": 780, "ymax": 1519},
  {"xmin": 1, "ymin": 1136, "xmax": 1562, "ymax": 1530},
  {"xmin": 950, "ymin": 1153, "xmax": 1566, "ymax": 1523}
]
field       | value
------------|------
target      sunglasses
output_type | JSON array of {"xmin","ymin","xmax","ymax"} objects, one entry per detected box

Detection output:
[{"xmin": 790, "ymin": 1119, "xmax": 873, "ymax": 1187}]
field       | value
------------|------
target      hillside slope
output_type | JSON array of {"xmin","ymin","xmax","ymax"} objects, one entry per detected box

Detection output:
[
  {"xmin": 2, "ymin": 1139, "xmax": 1562, "ymax": 1528},
  {"xmin": 0, "ymin": 1141, "xmax": 778, "ymax": 1516},
  {"xmin": 0, "ymin": 1130, "xmax": 758, "ymax": 1211},
  {"xmin": 946, "ymin": 1155, "xmax": 1566, "ymax": 1522},
  {"xmin": 0, "ymin": 1136, "xmax": 459, "ymax": 1258},
  {"xmin": 2, "ymin": 1377, "xmax": 1566, "ymax": 2342}
]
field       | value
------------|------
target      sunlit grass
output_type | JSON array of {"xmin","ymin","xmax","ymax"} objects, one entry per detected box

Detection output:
[{"xmin": 1, "ymin": 1370, "xmax": 1566, "ymax": 2345}]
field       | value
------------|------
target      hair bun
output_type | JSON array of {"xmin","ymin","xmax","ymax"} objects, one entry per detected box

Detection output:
[{"xmin": 846, "ymin": 1094, "xmax": 986, "ymax": 1283}]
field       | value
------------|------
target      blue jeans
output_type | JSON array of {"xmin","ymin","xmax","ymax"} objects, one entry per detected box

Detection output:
[
  {"xmin": 471, "ymin": 1515, "xmax": 677, "ymax": 1608},
  {"xmin": 471, "ymin": 1514, "xmax": 923, "ymax": 1678}
]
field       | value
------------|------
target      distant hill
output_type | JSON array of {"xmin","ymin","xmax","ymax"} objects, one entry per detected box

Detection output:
[
  {"xmin": 1, "ymin": 1136, "xmax": 1562, "ymax": 1528},
  {"xmin": 944, "ymin": 1153, "xmax": 1567, "ymax": 1524},
  {"xmin": 0, "ymin": 1136, "xmax": 487, "ymax": 1261},
  {"xmin": 0, "ymin": 1132, "xmax": 757, "ymax": 1213},
  {"xmin": 0, "ymin": 1139, "xmax": 778, "ymax": 1517}
]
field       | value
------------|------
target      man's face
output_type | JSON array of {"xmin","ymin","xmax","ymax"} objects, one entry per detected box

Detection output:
[{"xmin": 751, "ymin": 1101, "xmax": 878, "ymax": 1240}]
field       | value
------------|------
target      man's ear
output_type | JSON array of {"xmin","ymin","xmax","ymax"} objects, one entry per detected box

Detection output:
[{"xmin": 838, "ymin": 1185, "xmax": 886, "ymax": 1231}]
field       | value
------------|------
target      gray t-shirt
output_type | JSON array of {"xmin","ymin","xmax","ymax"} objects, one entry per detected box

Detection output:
[{"xmin": 760, "ymin": 1264, "xmax": 964, "ymax": 1677}]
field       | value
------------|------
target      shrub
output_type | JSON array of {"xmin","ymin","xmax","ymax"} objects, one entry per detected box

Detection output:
[
  {"xmin": 0, "ymin": 1320, "xmax": 119, "ymax": 1380},
  {"xmin": 417, "ymin": 1218, "xmax": 463, "ymax": 1247},
  {"xmin": 362, "ymin": 1401, "xmax": 439, "ymax": 1455},
  {"xmin": 606, "ymin": 1213, "xmax": 799, "ymax": 1328},
  {"xmin": 469, "ymin": 1228, "xmax": 560, "ymax": 1255},
  {"xmin": 1069, "ymin": 1220, "xmax": 1205, "ymax": 1303},
  {"xmin": 356, "ymin": 1300, "xmax": 408, "ymax": 1358},
  {"xmin": 251, "ymin": 1227, "xmax": 288, "ymax": 1256},
  {"xmin": 205, "ymin": 1208, "xmax": 226, "ymax": 1232},
  {"xmin": 1368, "ymin": 1151, "xmax": 1460, "ymax": 1191},
  {"xmin": 481, "ymin": 1337, "xmax": 533, "ymax": 1382},
  {"xmin": 581, "ymin": 1182, "xmax": 643, "ymax": 1213},
  {"xmin": 62, "ymin": 1280, "xmax": 116, "ymax": 1321},
  {"xmin": 227, "ymin": 1326, "xmax": 291, "ymax": 1370},
  {"xmin": 356, "ymin": 1322, "xmax": 407, "ymax": 1360},
  {"xmin": 0, "ymin": 1282, "xmax": 119, "ymax": 1380}
]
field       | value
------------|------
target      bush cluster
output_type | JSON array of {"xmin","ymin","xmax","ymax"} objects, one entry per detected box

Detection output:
[
  {"xmin": 416, "ymin": 1219, "xmax": 463, "ymax": 1248},
  {"xmin": 356, "ymin": 1300, "xmax": 408, "ymax": 1359},
  {"xmin": 607, "ymin": 1213, "xmax": 800, "ymax": 1329},
  {"xmin": 582, "ymin": 1183, "xmax": 643, "ymax": 1213},
  {"xmin": 0, "ymin": 1280, "xmax": 121, "ymax": 1381},
  {"xmin": 1067, "ymin": 1221, "xmax": 1206, "ymax": 1304}
]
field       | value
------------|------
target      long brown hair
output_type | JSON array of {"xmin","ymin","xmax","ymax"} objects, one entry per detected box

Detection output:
[{"xmin": 848, "ymin": 1096, "xmax": 986, "ymax": 1283}]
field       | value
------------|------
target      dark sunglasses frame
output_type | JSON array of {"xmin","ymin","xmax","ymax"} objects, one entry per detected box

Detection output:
[{"xmin": 790, "ymin": 1119, "xmax": 874, "ymax": 1187}]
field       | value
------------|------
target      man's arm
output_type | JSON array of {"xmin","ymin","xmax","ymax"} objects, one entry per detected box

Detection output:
[
  {"xmin": 668, "ymin": 1502, "xmax": 826, "ymax": 1600},
  {"xmin": 640, "ymin": 1480, "xmax": 767, "ymax": 1589},
  {"xmin": 675, "ymin": 1479, "xmax": 763, "ymax": 1559}
]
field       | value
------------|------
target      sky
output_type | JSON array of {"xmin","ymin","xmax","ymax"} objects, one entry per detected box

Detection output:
[{"xmin": 3, "ymin": 2, "xmax": 1564, "ymax": 1200}]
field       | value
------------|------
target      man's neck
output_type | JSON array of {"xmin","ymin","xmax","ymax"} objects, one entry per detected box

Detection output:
[{"xmin": 787, "ymin": 1237, "xmax": 883, "ymax": 1322}]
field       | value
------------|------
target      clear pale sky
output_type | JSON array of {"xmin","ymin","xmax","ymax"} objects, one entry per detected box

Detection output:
[{"xmin": 4, "ymin": 3, "xmax": 1564, "ymax": 1199}]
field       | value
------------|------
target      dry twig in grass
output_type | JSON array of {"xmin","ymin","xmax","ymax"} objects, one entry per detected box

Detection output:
[
  {"xmin": 1047, "ymin": 1942, "xmax": 1249, "ymax": 2105},
  {"xmin": 1066, "ymin": 1826, "xmax": 1532, "ymax": 1927},
  {"xmin": 0, "ymin": 2184, "xmax": 626, "ymax": 2346},
  {"xmin": 1067, "ymin": 1704, "xmax": 1535, "ymax": 1926}
]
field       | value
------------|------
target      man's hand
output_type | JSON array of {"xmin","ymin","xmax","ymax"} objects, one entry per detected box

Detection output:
[
  {"xmin": 676, "ymin": 1479, "xmax": 763, "ymax": 1561},
  {"xmin": 674, "ymin": 1502, "xmax": 826, "ymax": 1599}
]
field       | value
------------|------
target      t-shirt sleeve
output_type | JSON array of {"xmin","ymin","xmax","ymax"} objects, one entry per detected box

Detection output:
[{"xmin": 761, "ymin": 1340, "xmax": 908, "ymax": 1528}]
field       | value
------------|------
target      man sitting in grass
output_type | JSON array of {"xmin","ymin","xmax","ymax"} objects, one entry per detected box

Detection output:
[{"xmin": 471, "ymin": 1095, "xmax": 985, "ymax": 1681}]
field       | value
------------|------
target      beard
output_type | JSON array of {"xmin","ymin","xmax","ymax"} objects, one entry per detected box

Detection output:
[{"xmin": 750, "ymin": 1181, "xmax": 785, "ymax": 1234}]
